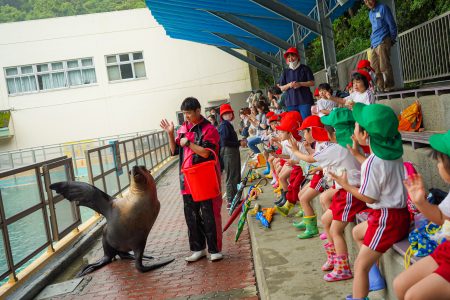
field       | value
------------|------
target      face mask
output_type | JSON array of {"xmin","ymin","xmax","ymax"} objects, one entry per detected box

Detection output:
[
  {"xmin": 289, "ymin": 60, "xmax": 300, "ymax": 70},
  {"xmin": 222, "ymin": 113, "xmax": 232, "ymax": 121}
]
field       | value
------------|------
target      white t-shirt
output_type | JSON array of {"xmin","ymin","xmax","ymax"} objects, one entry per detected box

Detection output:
[
  {"xmin": 281, "ymin": 140, "xmax": 307, "ymax": 163},
  {"xmin": 314, "ymin": 141, "xmax": 331, "ymax": 154},
  {"xmin": 438, "ymin": 191, "xmax": 450, "ymax": 218},
  {"xmin": 345, "ymin": 89, "xmax": 375, "ymax": 105},
  {"xmin": 317, "ymin": 98, "xmax": 337, "ymax": 117},
  {"xmin": 359, "ymin": 153, "xmax": 407, "ymax": 209},
  {"xmin": 313, "ymin": 143, "xmax": 361, "ymax": 189}
]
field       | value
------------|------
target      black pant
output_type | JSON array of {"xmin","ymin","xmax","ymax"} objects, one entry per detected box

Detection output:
[
  {"xmin": 220, "ymin": 146, "xmax": 241, "ymax": 203},
  {"xmin": 183, "ymin": 194, "xmax": 219, "ymax": 253}
]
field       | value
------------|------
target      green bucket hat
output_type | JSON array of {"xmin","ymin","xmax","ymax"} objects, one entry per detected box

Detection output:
[
  {"xmin": 321, "ymin": 108, "xmax": 355, "ymax": 148},
  {"xmin": 352, "ymin": 103, "xmax": 403, "ymax": 160},
  {"xmin": 429, "ymin": 130, "xmax": 450, "ymax": 156}
]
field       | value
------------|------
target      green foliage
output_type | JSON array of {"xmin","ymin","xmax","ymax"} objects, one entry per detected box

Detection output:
[
  {"xmin": 306, "ymin": 0, "xmax": 450, "ymax": 73},
  {"xmin": 0, "ymin": 0, "xmax": 146, "ymax": 23}
]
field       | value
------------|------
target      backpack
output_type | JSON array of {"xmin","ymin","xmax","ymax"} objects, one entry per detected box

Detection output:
[{"xmin": 398, "ymin": 100, "xmax": 423, "ymax": 132}]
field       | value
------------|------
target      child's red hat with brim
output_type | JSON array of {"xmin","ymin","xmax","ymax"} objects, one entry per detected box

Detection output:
[
  {"xmin": 298, "ymin": 115, "xmax": 323, "ymax": 131},
  {"xmin": 219, "ymin": 103, "xmax": 234, "ymax": 120},
  {"xmin": 311, "ymin": 126, "xmax": 330, "ymax": 142}
]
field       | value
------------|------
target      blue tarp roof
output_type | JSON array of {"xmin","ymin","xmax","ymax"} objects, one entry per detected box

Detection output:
[{"xmin": 146, "ymin": 0, "xmax": 355, "ymax": 54}]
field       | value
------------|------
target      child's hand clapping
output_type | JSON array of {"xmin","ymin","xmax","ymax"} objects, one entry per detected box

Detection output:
[
  {"xmin": 303, "ymin": 141, "xmax": 313, "ymax": 152},
  {"xmin": 347, "ymin": 135, "xmax": 360, "ymax": 157},
  {"xmin": 329, "ymin": 169, "xmax": 349, "ymax": 188},
  {"xmin": 289, "ymin": 137, "xmax": 299, "ymax": 151},
  {"xmin": 403, "ymin": 173, "xmax": 427, "ymax": 206}
]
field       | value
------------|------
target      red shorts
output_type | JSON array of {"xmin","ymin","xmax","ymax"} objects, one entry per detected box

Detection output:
[
  {"xmin": 430, "ymin": 241, "xmax": 450, "ymax": 282},
  {"xmin": 280, "ymin": 159, "xmax": 286, "ymax": 167},
  {"xmin": 330, "ymin": 189, "xmax": 367, "ymax": 222},
  {"xmin": 286, "ymin": 166, "xmax": 305, "ymax": 204},
  {"xmin": 309, "ymin": 171, "xmax": 324, "ymax": 193},
  {"xmin": 363, "ymin": 207, "xmax": 410, "ymax": 253}
]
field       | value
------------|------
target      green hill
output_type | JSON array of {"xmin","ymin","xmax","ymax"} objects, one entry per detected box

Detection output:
[{"xmin": 0, "ymin": 0, "xmax": 145, "ymax": 23}]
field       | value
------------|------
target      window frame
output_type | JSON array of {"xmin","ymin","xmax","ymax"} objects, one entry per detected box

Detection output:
[
  {"xmin": 105, "ymin": 51, "xmax": 147, "ymax": 83},
  {"xmin": 4, "ymin": 57, "xmax": 97, "ymax": 96}
]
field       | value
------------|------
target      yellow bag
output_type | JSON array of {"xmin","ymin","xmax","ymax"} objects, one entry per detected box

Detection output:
[{"xmin": 398, "ymin": 100, "xmax": 423, "ymax": 132}]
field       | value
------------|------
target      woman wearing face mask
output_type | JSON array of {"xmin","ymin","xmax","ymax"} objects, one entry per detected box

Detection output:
[
  {"xmin": 278, "ymin": 47, "xmax": 315, "ymax": 120},
  {"xmin": 218, "ymin": 103, "xmax": 242, "ymax": 209}
]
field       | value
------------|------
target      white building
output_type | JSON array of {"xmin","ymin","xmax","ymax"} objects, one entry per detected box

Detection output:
[{"xmin": 0, "ymin": 8, "xmax": 253, "ymax": 151}]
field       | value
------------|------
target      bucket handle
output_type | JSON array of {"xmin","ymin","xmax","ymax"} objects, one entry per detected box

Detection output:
[{"xmin": 181, "ymin": 147, "xmax": 218, "ymax": 170}]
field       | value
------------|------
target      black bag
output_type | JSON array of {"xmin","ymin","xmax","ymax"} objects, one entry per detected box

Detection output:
[{"xmin": 427, "ymin": 188, "xmax": 448, "ymax": 205}]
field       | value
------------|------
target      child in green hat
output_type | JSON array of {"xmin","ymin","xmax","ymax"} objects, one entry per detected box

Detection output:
[
  {"xmin": 394, "ymin": 130, "xmax": 450, "ymax": 300},
  {"xmin": 318, "ymin": 108, "xmax": 367, "ymax": 282},
  {"xmin": 330, "ymin": 103, "xmax": 410, "ymax": 299}
]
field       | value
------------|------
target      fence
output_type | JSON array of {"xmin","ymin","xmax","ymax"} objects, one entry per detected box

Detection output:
[
  {"xmin": 0, "ymin": 130, "xmax": 171, "ymax": 289},
  {"xmin": 85, "ymin": 131, "xmax": 171, "ymax": 197},
  {"xmin": 313, "ymin": 11, "xmax": 450, "ymax": 87},
  {"xmin": 399, "ymin": 11, "xmax": 450, "ymax": 83},
  {"xmin": 0, "ymin": 129, "xmax": 156, "ymax": 176},
  {"xmin": 0, "ymin": 156, "xmax": 78, "ymax": 283}
]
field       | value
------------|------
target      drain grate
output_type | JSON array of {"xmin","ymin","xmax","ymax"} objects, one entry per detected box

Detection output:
[{"xmin": 35, "ymin": 278, "xmax": 84, "ymax": 299}]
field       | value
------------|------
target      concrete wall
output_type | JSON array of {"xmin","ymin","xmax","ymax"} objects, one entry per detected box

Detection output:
[
  {"xmin": 379, "ymin": 93, "xmax": 450, "ymax": 190},
  {"xmin": 0, "ymin": 9, "xmax": 252, "ymax": 151}
]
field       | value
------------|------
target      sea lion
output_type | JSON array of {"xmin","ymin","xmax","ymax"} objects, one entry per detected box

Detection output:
[{"xmin": 50, "ymin": 165, "xmax": 174, "ymax": 276}]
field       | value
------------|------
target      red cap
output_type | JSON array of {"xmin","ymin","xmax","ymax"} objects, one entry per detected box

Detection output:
[
  {"xmin": 357, "ymin": 59, "xmax": 374, "ymax": 72},
  {"xmin": 276, "ymin": 117, "xmax": 302, "ymax": 141},
  {"xmin": 269, "ymin": 115, "xmax": 279, "ymax": 122},
  {"xmin": 354, "ymin": 69, "xmax": 372, "ymax": 85},
  {"xmin": 283, "ymin": 47, "xmax": 299, "ymax": 59},
  {"xmin": 219, "ymin": 103, "xmax": 234, "ymax": 120},
  {"xmin": 266, "ymin": 111, "xmax": 275, "ymax": 118},
  {"xmin": 311, "ymin": 126, "xmax": 330, "ymax": 142},
  {"xmin": 276, "ymin": 117, "xmax": 298, "ymax": 133},
  {"xmin": 314, "ymin": 88, "xmax": 320, "ymax": 97},
  {"xmin": 298, "ymin": 115, "xmax": 324, "ymax": 131}
]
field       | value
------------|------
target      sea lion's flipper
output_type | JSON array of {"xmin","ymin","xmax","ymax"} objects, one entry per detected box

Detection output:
[
  {"xmin": 134, "ymin": 248, "xmax": 174, "ymax": 272},
  {"xmin": 118, "ymin": 251, "xmax": 154, "ymax": 260},
  {"xmin": 76, "ymin": 255, "xmax": 113, "ymax": 277},
  {"xmin": 50, "ymin": 181, "xmax": 113, "ymax": 215}
]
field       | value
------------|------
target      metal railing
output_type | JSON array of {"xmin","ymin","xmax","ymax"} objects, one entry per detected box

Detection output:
[
  {"xmin": 0, "ymin": 129, "xmax": 156, "ymax": 176},
  {"xmin": 0, "ymin": 156, "xmax": 78, "ymax": 284},
  {"xmin": 399, "ymin": 11, "xmax": 450, "ymax": 83},
  {"xmin": 313, "ymin": 11, "xmax": 450, "ymax": 86},
  {"xmin": 85, "ymin": 130, "xmax": 171, "ymax": 198}
]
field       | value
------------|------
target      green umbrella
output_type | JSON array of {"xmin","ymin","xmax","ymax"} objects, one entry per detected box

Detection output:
[{"xmin": 235, "ymin": 196, "xmax": 253, "ymax": 242}]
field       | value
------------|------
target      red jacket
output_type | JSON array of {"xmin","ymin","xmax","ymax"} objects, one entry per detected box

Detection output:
[{"xmin": 174, "ymin": 117, "xmax": 220, "ymax": 194}]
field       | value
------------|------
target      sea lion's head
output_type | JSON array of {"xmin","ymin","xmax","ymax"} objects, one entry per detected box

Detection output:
[{"xmin": 129, "ymin": 165, "xmax": 155, "ymax": 193}]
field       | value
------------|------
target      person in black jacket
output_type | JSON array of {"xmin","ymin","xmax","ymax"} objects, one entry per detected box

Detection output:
[{"xmin": 218, "ymin": 103, "xmax": 242, "ymax": 209}]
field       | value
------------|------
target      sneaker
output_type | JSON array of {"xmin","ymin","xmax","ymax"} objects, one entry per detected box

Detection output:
[
  {"xmin": 185, "ymin": 250, "xmax": 207, "ymax": 262},
  {"xmin": 210, "ymin": 252, "xmax": 223, "ymax": 261},
  {"xmin": 270, "ymin": 178, "xmax": 277, "ymax": 185}
]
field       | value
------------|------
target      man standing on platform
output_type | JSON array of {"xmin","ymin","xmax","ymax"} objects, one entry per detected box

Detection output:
[
  {"xmin": 278, "ymin": 47, "xmax": 315, "ymax": 120},
  {"xmin": 365, "ymin": 0, "xmax": 398, "ymax": 92},
  {"xmin": 160, "ymin": 97, "xmax": 223, "ymax": 262}
]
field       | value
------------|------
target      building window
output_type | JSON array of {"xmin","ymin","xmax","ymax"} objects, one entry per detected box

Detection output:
[
  {"xmin": 105, "ymin": 52, "xmax": 146, "ymax": 82},
  {"xmin": 4, "ymin": 58, "xmax": 97, "ymax": 95}
]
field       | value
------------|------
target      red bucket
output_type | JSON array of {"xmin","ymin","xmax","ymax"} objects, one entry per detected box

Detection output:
[{"xmin": 181, "ymin": 149, "xmax": 220, "ymax": 202}]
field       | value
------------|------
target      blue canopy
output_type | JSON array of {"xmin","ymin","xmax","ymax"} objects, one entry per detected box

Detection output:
[{"xmin": 146, "ymin": 0, "xmax": 355, "ymax": 54}]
